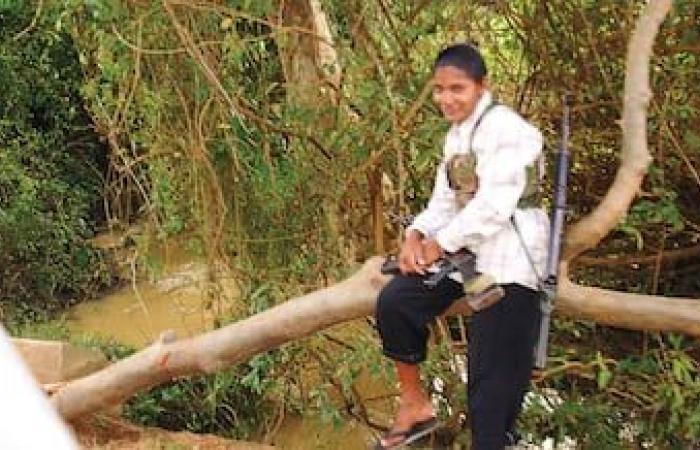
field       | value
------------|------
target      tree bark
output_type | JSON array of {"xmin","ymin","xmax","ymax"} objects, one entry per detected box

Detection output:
[
  {"xmin": 276, "ymin": 0, "xmax": 340, "ymax": 107},
  {"xmin": 557, "ymin": 278, "xmax": 700, "ymax": 336},
  {"xmin": 563, "ymin": 0, "xmax": 672, "ymax": 263}
]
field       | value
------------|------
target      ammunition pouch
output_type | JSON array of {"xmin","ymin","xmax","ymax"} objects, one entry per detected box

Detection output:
[
  {"xmin": 517, "ymin": 159, "xmax": 544, "ymax": 209},
  {"xmin": 446, "ymin": 153, "xmax": 478, "ymax": 209}
]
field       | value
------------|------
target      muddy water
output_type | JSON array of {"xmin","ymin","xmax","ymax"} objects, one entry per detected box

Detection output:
[
  {"xmin": 68, "ymin": 230, "xmax": 240, "ymax": 346},
  {"xmin": 66, "ymin": 281, "xmax": 215, "ymax": 347},
  {"xmin": 270, "ymin": 414, "xmax": 376, "ymax": 450},
  {"xmin": 70, "ymin": 231, "xmax": 224, "ymax": 345}
]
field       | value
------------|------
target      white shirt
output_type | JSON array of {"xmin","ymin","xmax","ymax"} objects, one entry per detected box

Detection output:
[{"xmin": 407, "ymin": 91, "xmax": 549, "ymax": 289}]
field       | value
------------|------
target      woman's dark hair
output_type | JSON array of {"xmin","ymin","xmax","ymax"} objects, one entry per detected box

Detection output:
[{"xmin": 433, "ymin": 43, "xmax": 487, "ymax": 82}]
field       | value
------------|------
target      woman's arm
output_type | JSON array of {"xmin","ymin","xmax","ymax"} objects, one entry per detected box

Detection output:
[{"xmin": 406, "ymin": 160, "xmax": 457, "ymax": 239}]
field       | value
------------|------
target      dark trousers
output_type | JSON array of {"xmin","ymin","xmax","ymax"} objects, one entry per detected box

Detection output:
[{"xmin": 375, "ymin": 275, "xmax": 541, "ymax": 450}]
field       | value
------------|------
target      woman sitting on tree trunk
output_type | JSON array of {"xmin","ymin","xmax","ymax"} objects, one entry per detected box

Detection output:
[{"xmin": 374, "ymin": 43, "xmax": 548, "ymax": 450}]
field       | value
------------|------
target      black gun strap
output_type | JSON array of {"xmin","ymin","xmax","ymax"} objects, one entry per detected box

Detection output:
[{"xmin": 510, "ymin": 216, "xmax": 544, "ymax": 289}]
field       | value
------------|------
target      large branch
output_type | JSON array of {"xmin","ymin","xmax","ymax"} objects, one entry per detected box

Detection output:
[
  {"xmin": 52, "ymin": 258, "xmax": 387, "ymax": 421},
  {"xmin": 563, "ymin": 0, "xmax": 672, "ymax": 262},
  {"xmin": 557, "ymin": 278, "xmax": 700, "ymax": 336}
]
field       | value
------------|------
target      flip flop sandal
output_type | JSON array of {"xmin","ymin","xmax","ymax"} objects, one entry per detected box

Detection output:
[{"xmin": 372, "ymin": 417, "xmax": 440, "ymax": 449}]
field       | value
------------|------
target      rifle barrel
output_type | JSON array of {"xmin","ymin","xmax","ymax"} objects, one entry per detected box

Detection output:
[
  {"xmin": 545, "ymin": 94, "xmax": 571, "ymax": 281},
  {"xmin": 535, "ymin": 94, "xmax": 571, "ymax": 369}
]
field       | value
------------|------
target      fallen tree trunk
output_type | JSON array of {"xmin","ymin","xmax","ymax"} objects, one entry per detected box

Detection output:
[
  {"xmin": 52, "ymin": 257, "xmax": 387, "ymax": 421},
  {"xmin": 53, "ymin": 256, "xmax": 700, "ymax": 421}
]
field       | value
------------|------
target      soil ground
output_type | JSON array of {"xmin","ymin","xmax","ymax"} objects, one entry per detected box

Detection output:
[{"xmin": 72, "ymin": 414, "xmax": 274, "ymax": 450}]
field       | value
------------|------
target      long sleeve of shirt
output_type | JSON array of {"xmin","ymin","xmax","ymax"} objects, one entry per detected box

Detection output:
[
  {"xmin": 407, "ymin": 160, "xmax": 457, "ymax": 239},
  {"xmin": 407, "ymin": 92, "xmax": 549, "ymax": 288}
]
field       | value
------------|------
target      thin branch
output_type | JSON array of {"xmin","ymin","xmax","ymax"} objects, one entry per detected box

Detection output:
[
  {"xmin": 169, "ymin": 0, "xmax": 336, "ymax": 48},
  {"xmin": 577, "ymin": 8, "xmax": 614, "ymax": 95},
  {"xmin": 576, "ymin": 243, "xmax": 700, "ymax": 267},
  {"xmin": 651, "ymin": 229, "xmax": 666, "ymax": 294},
  {"xmin": 194, "ymin": 96, "xmax": 229, "ymax": 262},
  {"xmin": 12, "ymin": 0, "xmax": 43, "ymax": 41},
  {"xmin": 663, "ymin": 121, "xmax": 700, "ymax": 191},
  {"xmin": 115, "ymin": 19, "xmax": 143, "ymax": 133},
  {"xmin": 235, "ymin": 98, "xmax": 333, "ymax": 160},
  {"xmin": 112, "ymin": 23, "xmax": 225, "ymax": 56},
  {"xmin": 375, "ymin": 0, "xmax": 409, "ymax": 62},
  {"xmin": 405, "ymin": 0, "xmax": 432, "ymax": 26},
  {"xmin": 163, "ymin": 0, "xmax": 243, "ymax": 122}
]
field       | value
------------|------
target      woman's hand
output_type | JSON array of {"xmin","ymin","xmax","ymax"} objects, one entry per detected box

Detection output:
[
  {"xmin": 399, "ymin": 231, "xmax": 426, "ymax": 275},
  {"xmin": 421, "ymin": 238, "xmax": 444, "ymax": 267}
]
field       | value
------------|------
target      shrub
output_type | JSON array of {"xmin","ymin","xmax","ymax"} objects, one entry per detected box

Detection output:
[{"xmin": 0, "ymin": 3, "xmax": 110, "ymax": 322}]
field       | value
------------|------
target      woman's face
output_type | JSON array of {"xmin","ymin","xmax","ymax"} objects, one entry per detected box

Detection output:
[{"xmin": 432, "ymin": 66, "xmax": 485, "ymax": 124}]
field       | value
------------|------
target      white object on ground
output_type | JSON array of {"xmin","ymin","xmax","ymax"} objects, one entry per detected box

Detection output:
[{"xmin": 0, "ymin": 326, "xmax": 78, "ymax": 450}]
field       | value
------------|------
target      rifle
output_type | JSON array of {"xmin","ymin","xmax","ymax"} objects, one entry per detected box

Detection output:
[
  {"xmin": 534, "ymin": 93, "xmax": 572, "ymax": 369},
  {"xmin": 381, "ymin": 249, "xmax": 503, "ymax": 312},
  {"xmin": 381, "ymin": 249, "xmax": 476, "ymax": 285}
]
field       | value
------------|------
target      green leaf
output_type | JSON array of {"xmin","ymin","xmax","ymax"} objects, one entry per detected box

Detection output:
[{"xmin": 597, "ymin": 366, "xmax": 613, "ymax": 389}]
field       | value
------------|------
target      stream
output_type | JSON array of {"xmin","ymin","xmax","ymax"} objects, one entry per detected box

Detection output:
[{"xmin": 67, "ymin": 280, "xmax": 212, "ymax": 347}]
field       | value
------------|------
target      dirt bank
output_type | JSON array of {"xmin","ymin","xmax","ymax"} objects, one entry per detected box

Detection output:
[{"xmin": 73, "ymin": 413, "xmax": 274, "ymax": 449}]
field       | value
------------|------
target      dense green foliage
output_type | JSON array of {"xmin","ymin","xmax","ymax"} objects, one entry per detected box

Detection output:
[
  {"xmin": 124, "ymin": 353, "xmax": 281, "ymax": 440},
  {"xmin": 125, "ymin": 283, "xmax": 324, "ymax": 441},
  {"xmin": 3, "ymin": 0, "xmax": 700, "ymax": 447},
  {"xmin": 0, "ymin": 2, "xmax": 111, "ymax": 322}
]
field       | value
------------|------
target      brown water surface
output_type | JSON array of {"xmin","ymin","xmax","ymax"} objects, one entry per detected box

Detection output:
[{"xmin": 66, "ymin": 281, "xmax": 215, "ymax": 347}]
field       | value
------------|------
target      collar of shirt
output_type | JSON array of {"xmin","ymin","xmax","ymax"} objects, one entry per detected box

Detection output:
[{"xmin": 444, "ymin": 91, "xmax": 494, "ymax": 159}]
